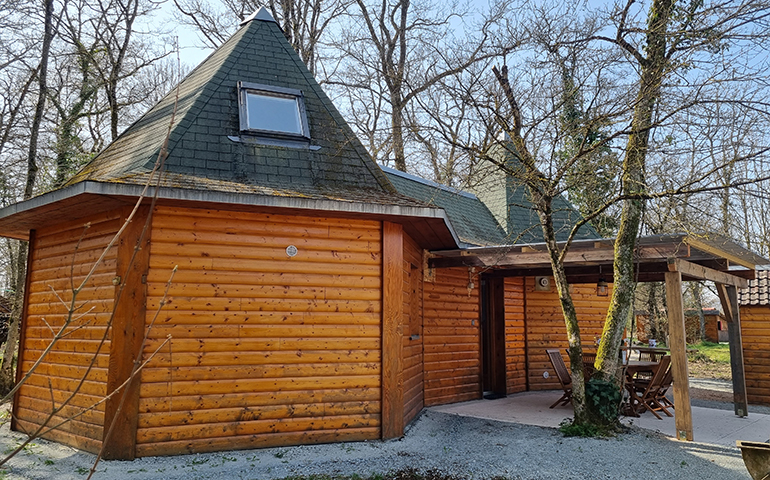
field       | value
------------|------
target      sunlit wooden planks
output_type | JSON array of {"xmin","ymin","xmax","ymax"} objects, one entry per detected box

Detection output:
[
  {"xmin": 138, "ymin": 387, "xmax": 381, "ymax": 413},
  {"xmin": 402, "ymin": 234, "xmax": 423, "ymax": 426},
  {"xmin": 381, "ymin": 222, "xmax": 403, "ymax": 439},
  {"xmin": 423, "ymin": 267, "xmax": 480, "ymax": 406},
  {"xmin": 15, "ymin": 212, "xmax": 121, "ymax": 452},
  {"xmin": 134, "ymin": 427, "xmax": 379, "ymax": 457},
  {"xmin": 739, "ymin": 306, "xmax": 770, "ymax": 405},
  {"xmin": 136, "ymin": 206, "xmax": 383, "ymax": 454},
  {"xmin": 525, "ymin": 279, "xmax": 611, "ymax": 390}
]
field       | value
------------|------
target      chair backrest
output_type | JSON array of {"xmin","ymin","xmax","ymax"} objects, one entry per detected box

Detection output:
[
  {"xmin": 657, "ymin": 362, "xmax": 674, "ymax": 393},
  {"xmin": 546, "ymin": 349, "xmax": 572, "ymax": 388},
  {"xmin": 641, "ymin": 355, "xmax": 671, "ymax": 397}
]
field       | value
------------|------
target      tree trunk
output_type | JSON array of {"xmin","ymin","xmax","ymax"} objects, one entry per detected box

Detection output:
[
  {"xmin": 537, "ymin": 201, "xmax": 587, "ymax": 423},
  {"xmin": 596, "ymin": 0, "xmax": 674, "ymax": 382},
  {"xmin": 0, "ymin": 246, "xmax": 26, "ymax": 395},
  {"xmin": 391, "ymin": 98, "xmax": 407, "ymax": 172},
  {"xmin": 0, "ymin": 0, "xmax": 55, "ymax": 394},
  {"xmin": 23, "ymin": 0, "xmax": 55, "ymax": 199}
]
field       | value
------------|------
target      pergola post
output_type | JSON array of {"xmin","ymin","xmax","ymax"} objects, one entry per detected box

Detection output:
[
  {"xmin": 716, "ymin": 283, "xmax": 748, "ymax": 417},
  {"xmin": 664, "ymin": 270, "xmax": 693, "ymax": 441}
]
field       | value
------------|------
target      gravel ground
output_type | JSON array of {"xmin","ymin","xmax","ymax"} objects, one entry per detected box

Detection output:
[{"xmin": 0, "ymin": 409, "xmax": 752, "ymax": 480}]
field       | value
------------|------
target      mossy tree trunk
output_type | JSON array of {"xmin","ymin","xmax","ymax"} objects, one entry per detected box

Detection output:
[{"xmin": 595, "ymin": 0, "xmax": 674, "ymax": 383}]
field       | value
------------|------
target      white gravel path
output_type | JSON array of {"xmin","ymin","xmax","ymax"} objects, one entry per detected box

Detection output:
[{"xmin": 0, "ymin": 409, "xmax": 751, "ymax": 480}]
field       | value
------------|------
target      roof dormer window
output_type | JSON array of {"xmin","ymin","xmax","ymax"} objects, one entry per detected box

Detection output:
[{"xmin": 238, "ymin": 81, "xmax": 310, "ymax": 139}]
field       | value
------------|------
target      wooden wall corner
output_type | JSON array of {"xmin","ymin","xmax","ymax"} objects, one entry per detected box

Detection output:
[
  {"xmin": 102, "ymin": 206, "xmax": 152, "ymax": 460},
  {"xmin": 382, "ymin": 221, "xmax": 404, "ymax": 439}
]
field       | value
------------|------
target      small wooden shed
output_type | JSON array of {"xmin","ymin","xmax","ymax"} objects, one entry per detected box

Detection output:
[{"xmin": 739, "ymin": 269, "xmax": 770, "ymax": 406}]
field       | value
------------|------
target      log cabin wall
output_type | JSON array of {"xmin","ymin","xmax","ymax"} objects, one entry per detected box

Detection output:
[
  {"xmin": 525, "ymin": 278, "xmax": 611, "ymax": 390},
  {"xmin": 504, "ymin": 277, "xmax": 526, "ymax": 394},
  {"xmin": 423, "ymin": 267, "xmax": 480, "ymax": 406},
  {"xmin": 402, "ymin": 234, "xmax": 423, "ymax": 425},
  {"xmin": 135, "ymin": 206, "xmax": 383, "ymax": 457},
  {"xmin": 705, "ymin": 315, "xmax": 720, "ymax": 343},
  {"xmin": 14, "ymin": 211, "xmax": 122, "ymax": 453},
  {"xmin": 738, "ymin": 306, "xmax": 770, "ymax": 406}
]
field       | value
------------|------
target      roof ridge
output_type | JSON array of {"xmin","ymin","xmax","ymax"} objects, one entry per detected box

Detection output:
[
  {"xmin": 240, "ymin": 6, "xmax": 277, "ymax": 25},
  {"xmin": 157, "ymin": 25, "xmax": 252, "ymax": 170},
  {"xmin": 380, "ymin": 165, "xmax": 477, "ymax": 199}
]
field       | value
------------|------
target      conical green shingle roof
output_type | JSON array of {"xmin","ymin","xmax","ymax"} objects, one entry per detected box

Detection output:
[{"xmin": 66, "ymin": 9, "xmax": 402, "ymax": 203}]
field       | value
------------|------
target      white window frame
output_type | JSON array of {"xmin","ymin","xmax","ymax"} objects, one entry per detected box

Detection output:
[{"xmin": 238, "ymin": 81, "xmax": 310, "ymax": 140}]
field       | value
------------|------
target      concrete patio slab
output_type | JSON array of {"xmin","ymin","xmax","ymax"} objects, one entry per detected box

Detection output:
[{"xmin": 430, "ymin": 391, "xmax": 770, "ymax": 448}]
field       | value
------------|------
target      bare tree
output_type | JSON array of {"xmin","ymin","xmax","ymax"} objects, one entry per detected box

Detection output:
[
  {"xmin": 173, "ymin": 0, "xmax": 350, "ymax": 75},
  {"xmin": 0, "ymin": 0, "xmax": 177, "ymax": 395},
  {"xmin": 0, "ymin": 0, "xmax": 56, "ymax": 395},
  {"xmin": 330, "ymin": 0, "xmax": 510, "ymax": 173}
]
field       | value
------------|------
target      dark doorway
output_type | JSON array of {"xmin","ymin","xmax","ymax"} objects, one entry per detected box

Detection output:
[{"xmin": 481, "ymin": 275, "xmax": 507, "ymax": 398}]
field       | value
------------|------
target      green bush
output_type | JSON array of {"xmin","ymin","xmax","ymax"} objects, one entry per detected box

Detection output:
[
  {"xmin": 558, "ymin": 379, "xmax": 623, "ymax": 438},
  {"xmin": 585, "ymin": 378, "xmax": 622, "ymax": 426}
]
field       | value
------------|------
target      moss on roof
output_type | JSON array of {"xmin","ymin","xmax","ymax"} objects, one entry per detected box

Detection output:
[
  {"xmin": 65, "ymin": 10, "xmax": 401, "ymax": 204},
  {"xmin": 383, "ymin": 167, "xmax": 507, "ymax": 247}
]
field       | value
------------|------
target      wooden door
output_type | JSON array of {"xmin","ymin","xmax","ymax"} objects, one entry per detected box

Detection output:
[{"xmin": 481, "ymin": 276, "xmax": 506, "ymax": 398}]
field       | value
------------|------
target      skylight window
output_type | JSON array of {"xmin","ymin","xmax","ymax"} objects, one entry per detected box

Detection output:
[{"xmin": 238, "ymin": 81, "xmax": 310, "ymax": 139}]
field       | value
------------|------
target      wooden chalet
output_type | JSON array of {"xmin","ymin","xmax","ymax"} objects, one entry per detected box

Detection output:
[
  {"xmin": 739, "ymin": 269, "xmax": 770, "ymax": 406},
  {"xmin": 0, "ymin": 8, "xmax": 766, "ymax": 460}
]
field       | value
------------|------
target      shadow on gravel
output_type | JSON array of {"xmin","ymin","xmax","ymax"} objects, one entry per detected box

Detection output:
[{"xmin": 279, "ymin": 469, "xmax": 510, "ymax": 480}]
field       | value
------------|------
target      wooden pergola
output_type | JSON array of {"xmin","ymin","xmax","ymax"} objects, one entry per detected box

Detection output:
[{"xmin": 428, "ymin": 233, "xmax": 769, "ymax": 441}]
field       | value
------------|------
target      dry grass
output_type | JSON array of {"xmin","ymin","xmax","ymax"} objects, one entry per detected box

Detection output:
[{"xmin": 687, "ymin": 342, "xmax": 732, "ymax": 380}]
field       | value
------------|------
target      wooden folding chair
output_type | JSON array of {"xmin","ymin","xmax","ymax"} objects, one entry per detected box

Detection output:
[
  {"xmin": 652, "ymin": 364, "xmax": 675, "ymax": 416},
  {"xmin": 546, "ymin": 349, "xmax": 572, "ymax": 408},
  {"xmin": 627, "ymin": 355, "xmax": 672, "ymax": 419}
]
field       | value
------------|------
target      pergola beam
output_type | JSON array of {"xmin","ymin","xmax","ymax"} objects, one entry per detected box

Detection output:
[{"xmin": 667, "ymin": 258, "xmax": 748, "ymax": 288}]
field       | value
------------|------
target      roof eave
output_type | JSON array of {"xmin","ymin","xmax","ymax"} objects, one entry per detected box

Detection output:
[
  {"xmin": 429, "ymin": 234, "xmax": 769, "ymax": 279},
  {"xmin": 0, "ymin": 181, "xmax": 461, "ymax": 249}
]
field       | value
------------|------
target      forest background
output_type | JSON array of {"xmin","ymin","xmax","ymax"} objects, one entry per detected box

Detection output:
[{"xmin": 1, "ymin": 0, "xmax": 770, "ymax": 398}]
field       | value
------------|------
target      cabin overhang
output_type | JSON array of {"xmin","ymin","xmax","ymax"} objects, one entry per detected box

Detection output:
[{"xmin": 0, "ymin": 180, "xmax": 460, "ymax": 250}]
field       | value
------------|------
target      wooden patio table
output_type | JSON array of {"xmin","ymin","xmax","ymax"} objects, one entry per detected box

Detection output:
[
  {"xmin": 625, "ymin": 360, "xmax": 660, "ymax": 376},
  {"xmin": 623, "ymin": 360, "xmax": 662, "ymax": 416}
]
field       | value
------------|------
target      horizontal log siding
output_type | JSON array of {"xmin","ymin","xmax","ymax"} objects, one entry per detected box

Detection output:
[
  {"xmin": 402, "ymin": 234, "xmax": 423, "ymax": 425},
  {"xmin": 16, "ymin": 211, "xmax": 121, "ymax": 453},
  {"xmin": 423, "ymin": 267, "xmax": 480, "ymax": 406},
  {"xmin": 739, "ymin": 306, "xmax": 770, "ymax": 406},
  {"xmin": 525, "ymin": 279, "xmax": 611, "ymax": 391},
  {"xmin": 135, "ymin": 207, "xmax": 382, "ymax": 456},
  {"xmin": 505, "ymin": 277, "xmax": 526, "ymax": 394}
]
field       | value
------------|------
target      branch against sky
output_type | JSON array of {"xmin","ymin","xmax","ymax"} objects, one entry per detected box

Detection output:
[
  {"xmin": 172, "ymin": 0, "xmax": 351, "ymax": 76},
  {"xmin": 326, "ymin": 0, "xmax": 514, "ymax": 174}
]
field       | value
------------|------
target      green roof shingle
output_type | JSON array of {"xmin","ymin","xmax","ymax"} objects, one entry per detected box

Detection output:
[
  {"xmin": 383, "ymin": 167, "xmax": 507, "ymax": 247},
  {"xmin": 65, "ymin": 9, "xmax": 404, "ymax": 206}
]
